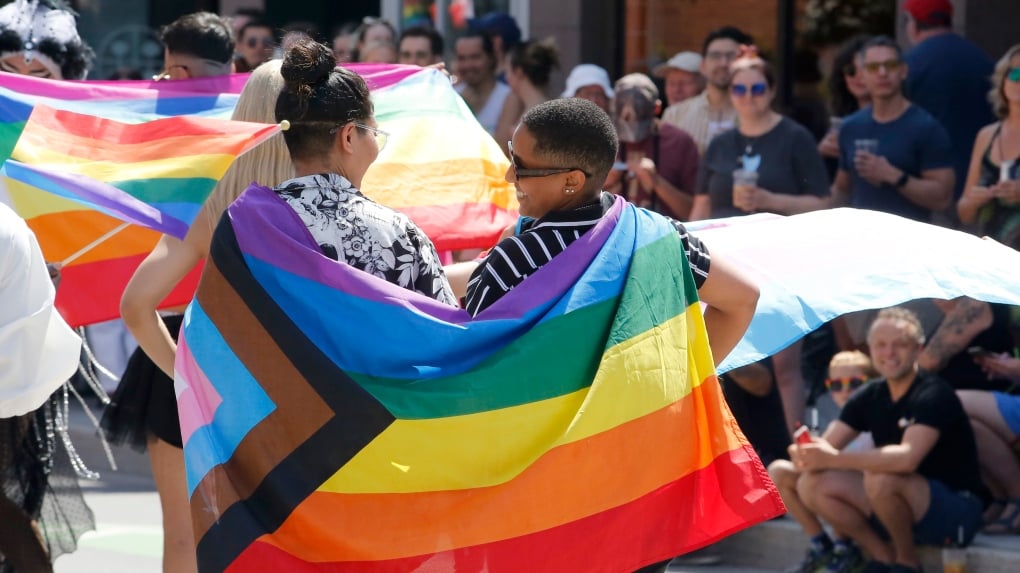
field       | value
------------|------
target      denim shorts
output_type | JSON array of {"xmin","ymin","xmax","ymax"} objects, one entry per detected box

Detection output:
[
  {"xmin": 994, "ymin": 391, "xmax": 1020, "ymax": 437},
  {"xmin": 870, "ymin": 479, "xmax": 984, "ymax": 546}
]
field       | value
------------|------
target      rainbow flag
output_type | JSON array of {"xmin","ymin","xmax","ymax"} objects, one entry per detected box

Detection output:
[
  {"xmin": 0, "ymin": 74, "xmax": 244, "ymax": 327},
  {"xmin": 1, "ymin": 67, "xmax": 514, "ymax": 327},
  {"xmin": 175, "ymin": 186, "xmax": 783, "ymax": 572},
  {"xmin": 4, "ymin": 105, "xmax": 279, "ymax": 327},
  {"xmin": 357, "ymin": 64, "xmax": 517, "ymax": 251}
]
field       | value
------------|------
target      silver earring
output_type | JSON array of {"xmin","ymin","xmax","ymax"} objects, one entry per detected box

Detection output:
[{"xmin": 565, "ymin": 188, "xmax": 575, "ymax": 194}]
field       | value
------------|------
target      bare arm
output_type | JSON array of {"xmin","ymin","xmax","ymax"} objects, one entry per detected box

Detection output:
[
  {"xmin": 444, "ymin": 261, "xmax": 481, "ymax": 302},
  {"xmin": 689, "ymin": 194, "xmax": 712, "ymax": 221},
  {"xmin": 892, "ymin": 166, "xmax": 956, "ymax": 211},
  {"xmin": 822, "ymin": 423, "xmax": 939, "ymax": 474},
  {"xmin": 820, "ymin": 419, "xmax": 860, "ymax": 451},
  {"xmin": 829, "ymin": 169, "xmax": 852, "ymax": 208},
  {"xmin": 493, "ymin": 92, "xmax": 525, "ymax": 157},
  {"xmin": 917, "ymin": 297, "xmax": 993, "ymax": 373},
  {"xmin": 647, "ymin": 174, "xmax": 693, "ymax": 220},
  {"xmin": 958, "ymin": 126, "xmax": 997, "ymax": 225},
  {"xmin": 120, "ymin": 210, "xmax": 212, "ymax": 378},
  {"xmin": 698, "ymin": 251, "xmax": 759, "ymax": 366},
  {"xmin": 756, "ymin": 189, "xmax": 832, "ymax": 215}
]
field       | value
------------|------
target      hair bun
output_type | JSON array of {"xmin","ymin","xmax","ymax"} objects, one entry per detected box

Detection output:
[{"xmin": 281, "ymin": 38, "xmax": 336, "ymax": 93}]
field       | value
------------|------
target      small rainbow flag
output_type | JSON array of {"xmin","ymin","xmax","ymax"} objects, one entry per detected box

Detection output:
[
  {"xmin": 0, "ymin": 74, "xmax": 244, "ymax": 328},
  {"xmin": 4, "ymin": 105, "xmax": 279, "ymax": 327},
  {"xmin": 176, "ymin": 186, "xmax": 783, "ymax": 572},
  {"xmin": 1, "ymin": 67, "xmax": 515, "ymax": 327},
  {"xmin": 357, "ymin": 64, "xmax": 516, "ymax": 251}
]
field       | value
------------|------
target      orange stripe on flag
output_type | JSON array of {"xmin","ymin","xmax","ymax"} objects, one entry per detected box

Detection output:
[{"xmin": 258, "ymin": 374, "xmax": 745, "ymax": 562}]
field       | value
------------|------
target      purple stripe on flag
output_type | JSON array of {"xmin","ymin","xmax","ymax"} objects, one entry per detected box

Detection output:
[
  {"xmin": 4, "ymin": 159, "xmax": 189, "ymax": 238},
  {"xmin": 343, "ymin": 64, "xmax": 429, "ymax": 91},
  {"xmin": 0, "ymin": 72, "xmax": 248, "ymax": 100},
  {"xmin": 228, "ymin": 185, "xmax": 622, "ymax": 322}
]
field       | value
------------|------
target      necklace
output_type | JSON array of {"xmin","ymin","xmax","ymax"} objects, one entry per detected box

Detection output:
[{"xmin": 740, "ymin": 132, "xmax": 762, "ymax": 173}]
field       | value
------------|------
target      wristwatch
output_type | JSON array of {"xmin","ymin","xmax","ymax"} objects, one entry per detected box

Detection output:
[{"xmin": 894, "ymin": 171, "xmax": 910, "ymax": 189}]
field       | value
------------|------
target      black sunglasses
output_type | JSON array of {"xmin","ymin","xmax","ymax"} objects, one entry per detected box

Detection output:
[
  {"xmin": 507, "ymin": 140, "xmax": 588, "ymax": 181},
  {"xmin": 824, "ymin": 376, "xmax": 868, "ymax": 392}
]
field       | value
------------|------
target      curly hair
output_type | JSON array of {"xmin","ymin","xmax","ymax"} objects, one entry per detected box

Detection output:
[{"xmin": 989, "ymin": 44, "xmax": 1020, "ymax": 120}]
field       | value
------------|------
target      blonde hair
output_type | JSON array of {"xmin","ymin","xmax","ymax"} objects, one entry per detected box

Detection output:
[
  {"xmin": 869, "ymin": 307, "xmax": 926, "ymax": 345},
  {"xmin": 203, "ymin": 59, "xmax": 294, "ymax": 227},
  {"xmin": 828, "ymin": 350, "xmax": 877, "ymax": 378},
  {"xmin": 989, "ymin": 44, "xmax": 1020, "ymax": 120}
]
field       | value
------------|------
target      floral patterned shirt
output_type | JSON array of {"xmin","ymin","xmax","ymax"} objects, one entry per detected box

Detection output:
[{"xmin": 275, "ymin": 173, "xmax": 457, "ymax": 306}]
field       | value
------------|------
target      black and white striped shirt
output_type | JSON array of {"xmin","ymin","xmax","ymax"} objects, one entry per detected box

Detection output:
[{"xmin": 465, "ymin": 193, "xmax": 710, "ymax": 316}]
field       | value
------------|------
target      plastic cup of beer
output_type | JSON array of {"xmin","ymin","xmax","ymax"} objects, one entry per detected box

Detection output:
[
  {"xmin": 732, "ymin": 169, "xmax": 758, "ymax": 209},
  {"xmin": 854, "ymin": 138, "xmax": 879, "ymax": 156},
  {"xmin": 942, "ymin": 546, "xmax": 966, "ymax": 573}
]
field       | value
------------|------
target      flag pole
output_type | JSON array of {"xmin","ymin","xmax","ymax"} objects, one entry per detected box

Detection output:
[{"xmin": 61, "ymin": 222, "xmax": 131, "ymax": 266}]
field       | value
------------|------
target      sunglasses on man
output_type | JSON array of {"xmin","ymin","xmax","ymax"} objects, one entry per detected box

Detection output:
[{"xmin": 824, "ymin": 376, "xmax": 869, "ymax": 392}]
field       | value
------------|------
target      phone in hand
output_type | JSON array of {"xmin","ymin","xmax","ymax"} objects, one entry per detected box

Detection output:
[
  {"xmin": 967, "ymin": 346, "xmax": 992, "ymax": 359},
  {"xmin": 793, "ymin": 425, "xmax": 813, "ymax": 446}
]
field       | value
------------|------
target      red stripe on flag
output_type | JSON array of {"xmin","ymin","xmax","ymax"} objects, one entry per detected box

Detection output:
[
  {"xmin": 55, "ymin": 255, "xmax": 203, "ymax": 327},
  {"xmin": 225, "ymin": 446, "xmax": 783, "ymax": 573},
  {"xmin": 398, "ymin": 201, "xmax": 518, "ymax": 252}
]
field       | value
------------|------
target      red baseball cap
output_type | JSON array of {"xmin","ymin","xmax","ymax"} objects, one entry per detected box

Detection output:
[{"xmin": 903, "ymin": 0, "xmax": 953, "ymax": 26}]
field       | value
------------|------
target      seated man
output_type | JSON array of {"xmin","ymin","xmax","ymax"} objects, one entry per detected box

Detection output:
[{"xmin": 794, "ymin": 307, "xmax": 988, "ymax": 573}]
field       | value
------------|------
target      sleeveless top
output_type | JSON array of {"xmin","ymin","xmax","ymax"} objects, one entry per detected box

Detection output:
[
  {"xmin": 457, "ymin": 81, "xmax": 511, "ymax": 136},
  {"xmin": 977, "ymin": 123, "xmax": 1020, "ymax": 250}
]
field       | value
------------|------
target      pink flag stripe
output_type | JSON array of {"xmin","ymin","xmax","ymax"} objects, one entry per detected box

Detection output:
[{"xmin": 176, "ymin": 334, "xmax": 224, "ymax": 446}]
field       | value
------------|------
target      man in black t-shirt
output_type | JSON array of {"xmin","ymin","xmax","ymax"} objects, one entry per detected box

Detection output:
[{"xmin": 792, "ymin": 307, "xmax": 987, "ymax": 573}]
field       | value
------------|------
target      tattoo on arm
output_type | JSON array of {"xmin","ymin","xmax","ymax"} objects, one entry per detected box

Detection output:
[{"xmin": 921, "ymin": 299, "xmax": 992, "ymax": 372}]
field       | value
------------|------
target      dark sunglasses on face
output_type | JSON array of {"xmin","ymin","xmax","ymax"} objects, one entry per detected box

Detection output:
[
  {"xmin": 863, "ymin": 60, "xmax": 902, "ymax": 74},
  {"xmin": 1007, "ymin": 67, "xmax": 1020, "ymax": 83},
  {"xmin": 730, "ymin": 82, "xmax": 768, "ymax": 97},
  {"xmin": 247, "ymin": 36, "xmax": 275, "ymax": 48},
  {"xmin": 824, "ymin": 376, "xmax": 868, "ymax": 392},
  {"xmin": 506, "ymin": 140, "xmax": 588, "ymax": 181}
]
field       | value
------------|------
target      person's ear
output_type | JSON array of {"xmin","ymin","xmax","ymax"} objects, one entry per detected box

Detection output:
[
  {"xmin": 565, "ymin": 171, "xmax": 586, "ymax": 191},
  {"xmin": 335, "ymin": 122, "xmax": 357, "ymax": 154}
]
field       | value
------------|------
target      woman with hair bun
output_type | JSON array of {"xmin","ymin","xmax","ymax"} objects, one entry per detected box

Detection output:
[
  {"xmin": 273, "ymin": 38, "xmax": 456, "ymax": 304},
  {"xmin": 495, "ymin": 38, "xmax": 560, "ymax": 154}
]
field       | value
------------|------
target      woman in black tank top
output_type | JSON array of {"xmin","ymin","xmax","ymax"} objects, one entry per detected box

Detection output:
[{"xmin": 958, "ymin": 44, "xmax": 1020, "ymax": 250}]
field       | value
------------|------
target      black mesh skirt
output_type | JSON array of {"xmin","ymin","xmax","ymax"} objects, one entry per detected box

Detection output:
[
  {"xmin": 0, "ymin": 391, "xmax": 95, "ymax": 572},
  {"xmin": 99, "ymin": 314, "xmax": 183, "ymax": 452}
]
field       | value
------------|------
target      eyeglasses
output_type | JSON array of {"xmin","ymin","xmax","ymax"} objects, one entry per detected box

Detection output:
[
  {"xmin": 246, "ymin": 36, "xmax": 275, "ymax": 49},
  {"xmin": 863, "ymin": 60, "xmax": 903, "ymax": 74},
  {"xmin": 328, "ymin": 122, "xmax": 390, "ymax": 150},
  {"xmin": 706, "ymin": 50, "xmax": 738, "ymax": 63},
  {"xmin": 824, "ymin": 376, "xmax": 868, "ymax": 392},
  {"xmin": 730, "ymin": 82, "xmax": 768, "ymax": 97},
  {"xmin": 507, "ymin": 140, "xmax": 587, "ymax": 181},
  {"xmin": 1007, "ymin": 67, "xmax": 1020, "ymax": 83}
]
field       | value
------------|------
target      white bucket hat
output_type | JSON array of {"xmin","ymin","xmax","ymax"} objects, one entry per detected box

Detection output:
[{"xmin": 561, "ymin": 64, "xmax": 614, "ymax": 98}]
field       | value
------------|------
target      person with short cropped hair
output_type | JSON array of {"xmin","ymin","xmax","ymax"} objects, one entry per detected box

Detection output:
[
  {"xmin": 662, "ymin": 26, "xmax": 752, "ymax": 153},
  {"xmin": 768, "ymin": 350, "xmax": 877, "ymax": 573},
  {"xmin": 793, "ymin": 307, "xmax": 989, "ymax": 573},
  {"xmin": 830, "ymin": 36, "xmax": 955, "ymax": 222},
  {"xmin": 235, "ymin": 19, "xmax": 276, "ymax": 73},
  {"xmin": 903, "ymin": 0, "xmax": 995, "ymax": 208},
  {"xmin": 454, "ymin": 31, "xmax": 513, "ymax": 137},
  {"xmin": 398, "ymin": 26, "xmax": 444, "ymax": 67},
  {"xmin": 158, "ymin": 11, "xmax": 234, "ymax": 80}
]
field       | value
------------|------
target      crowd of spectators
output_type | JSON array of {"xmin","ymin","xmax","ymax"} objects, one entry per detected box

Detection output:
[{"xmin": 78, "ymin": 2, "xmax": 1020, "ymax": 572}]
